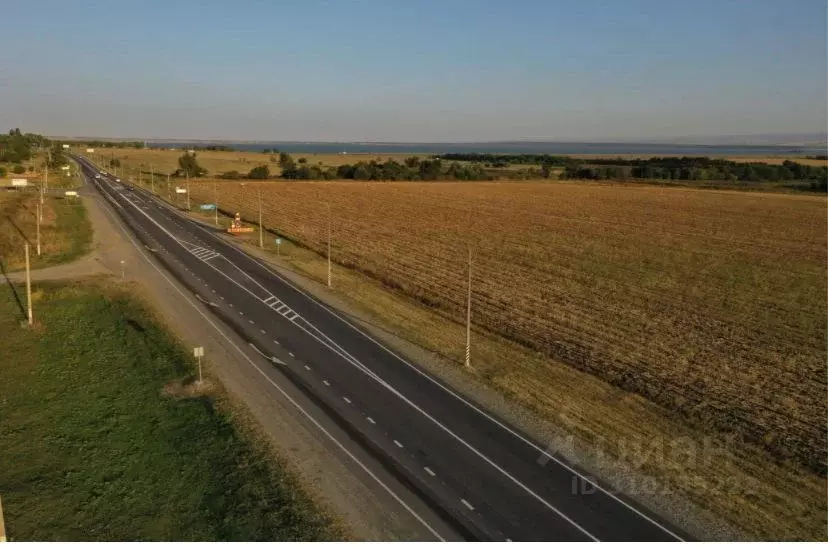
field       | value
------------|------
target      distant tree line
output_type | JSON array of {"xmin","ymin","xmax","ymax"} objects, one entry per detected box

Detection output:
[
  {"xmin": 0, "ymin": 128, "xmax": 51, "ymax": 163},
  {"xmin": 0, "ymin": 129, "xmax": 70, "ymax": 177},
  {"xmin": 437, "ymin": 153, "xmax": 577, "ymax": 167},
  {"xmin": 191, "ymin": 145, "xmax": 235, "ymax": 152},
  {"xmin": 560, "ymin": 157, "xmax": 827, "ymax": 186},
  {"xmin": 76, "ymin": 140, "xmax": 146, "ymax": 149},
  {"xmin": 438, "ymin": 152, "xmax": 827, "ymax": 189}
]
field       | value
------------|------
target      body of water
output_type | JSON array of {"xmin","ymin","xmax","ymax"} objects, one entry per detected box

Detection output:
[{"xmin": 149, "ymin": 140, "xmax": 826, "ymax": 157}]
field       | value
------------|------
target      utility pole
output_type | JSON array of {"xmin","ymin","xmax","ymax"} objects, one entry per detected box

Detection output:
[
  {"xmin": 214, "ymin": 180, "xmax": 218, "ymax": 226},
  {"xmin": 39, "ymin": 165, "xmax": 44, "ymax": 210},
  {"xmin": 42, "ymin": 162, "xmax": 48, "ymax": 205},
  {"xmin": 258, "ymin": 185, "xmax": 264, "ymax": 248},
  {"xmin": 465, "ymin": 245, "xmax": 472, "ymax": 368},
  {"xmin": 186, "ymin": 170, "xmax": 190, "ymax": 210},
  {"xmin": 45, "ymin": 150, "xmax": 50, "ymax": 196},
  {"xmin": 327, "ymin": 202, "xmax": 332, "ymax": 288},
  {"xmin": 35, "ymin": 201, "xmax": 41, "ymax": 256},
  {"xmin": 25, "ymin": 243, "xmax": 33, "ymax": 326}
]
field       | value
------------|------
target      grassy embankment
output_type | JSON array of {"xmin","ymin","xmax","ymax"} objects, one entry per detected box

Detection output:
[
  {"xmin": 0, "ymin": 191, "xmax": 92, "ymax": 272},
  {"xmin": 0, "ymin": 280, "xmax": 342, "ymax": 540}
]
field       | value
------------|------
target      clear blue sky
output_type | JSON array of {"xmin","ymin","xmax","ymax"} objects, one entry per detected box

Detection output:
[{"xmin": 1, "ymin": 0, "xmax": 825, "ymax": 142}]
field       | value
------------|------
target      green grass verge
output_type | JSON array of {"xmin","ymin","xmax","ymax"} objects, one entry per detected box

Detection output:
[{"xmin": 0, "ymin": 280, "xmax": 341, "ymax": 541}]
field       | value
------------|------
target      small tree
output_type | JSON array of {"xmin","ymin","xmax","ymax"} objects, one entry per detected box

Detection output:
[
  {"xmin": 248, "ymin": 165, "xmax": 270, "ymax": 179},
  {"xmin": 177, "ymin": 152, "xmax": 207, "ymax": 177},
  {"xmin": 0, "ymin": 166, "xmax": 7, "ymax": 177},
  {"xmin": 279, "ymin": 152, "xmax": 295, "ymax": 170},
  {"xmin": 297, "ymin": 157, "xmax": 307, "ymax": 164},
  {"xmin": 12, "ymin": 164, "xmax": 25, "ymax": 174}
]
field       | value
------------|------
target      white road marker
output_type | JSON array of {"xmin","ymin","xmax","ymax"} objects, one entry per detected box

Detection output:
[
  {"xmin": 323, "ymin": 380, "xmax": 330, "ymax": 386},
  {"xmin": 393, "ymin": 439, "xmax": 403, "ymax": 448},
  {"xmin": 424, "ymin": 467, "xmax": 435, "ymax": 477},
  {"xmin": 343, "ymin": 396, "xmax": 352, "ymax": 404},
  {"xmin": 366, "ymin": 416, "xmax": 376, "ymax": 424},
  {"xmin": 460, "ymin": 499, "xmax": 475, "ymax": 511}
]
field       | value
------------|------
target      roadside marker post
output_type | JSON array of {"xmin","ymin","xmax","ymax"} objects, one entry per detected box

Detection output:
[
  {"xmin": 0, "ymin": 493, "xmax": 7, "ymax": 542},
  {"xmin": 275, "ymin": 238, "xmax": 281, "ymax": 256},
  {"xmin": 120, "ymin": 260, "xmax": 125, "ymax": 280},
  {"xmin": 193, "ymin": 346, "xmax": 205, "ymax": 382}
]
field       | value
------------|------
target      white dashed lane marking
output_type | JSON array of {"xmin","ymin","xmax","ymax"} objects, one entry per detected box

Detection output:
[
  {"xmin": 393, "ymin": 439, "xmax": 404, "ymax": 448},
  {"xmin": 343, "ymin": 396, "xmax": 352, "ymax": 404},
  {"xmin": 461, "ymin": 499, "xmax": 475, "ymax": 511},
  {"xmin": 424, "ymin": 467, "xmax": 436, "ymax": 477},
  {"xmin": 323, "ymin": 380, "xmax": 330, "ymax": 386},
  {"xmin": 366, "ymin": 416, "xmax": 376, "ymax": 424}
]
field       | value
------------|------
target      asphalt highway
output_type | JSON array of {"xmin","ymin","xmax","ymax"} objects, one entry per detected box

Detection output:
[{"xmin": 75, "ymin": 155, "xmax": 688, "ymax": 542}]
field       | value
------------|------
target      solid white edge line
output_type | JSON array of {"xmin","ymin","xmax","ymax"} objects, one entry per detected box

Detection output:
[{"xmin": 89, "ymin": 182, "xmax": 446, "ymax": 542}]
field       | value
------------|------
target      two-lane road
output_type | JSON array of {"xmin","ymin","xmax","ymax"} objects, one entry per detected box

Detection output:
[{"xmin": 76, "ymin": 155, "xmax": 687, "ymax": 542}]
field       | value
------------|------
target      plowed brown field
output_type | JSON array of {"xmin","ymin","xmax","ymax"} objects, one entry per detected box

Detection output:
[{"xmin": 186, "ymin": 180, "xmax": 827, "ymax": 473}]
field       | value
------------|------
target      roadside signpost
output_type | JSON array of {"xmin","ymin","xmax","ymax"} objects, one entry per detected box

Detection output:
[
  {"xmin": 200, "ymin": 203, "xmax": 216, "ymax": 210},
  {"xmin": 193, "ymin": 346, "xmax": 204, "ymax": 382},
  {"xmin": 275, "ymin": 238, "xmax": 281, "ymax": 256}
]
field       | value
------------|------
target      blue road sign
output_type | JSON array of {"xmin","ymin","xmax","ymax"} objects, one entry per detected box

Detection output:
[{"xmin": 200, "ymin": 203, "xmax": 216, "ymax": 210}]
